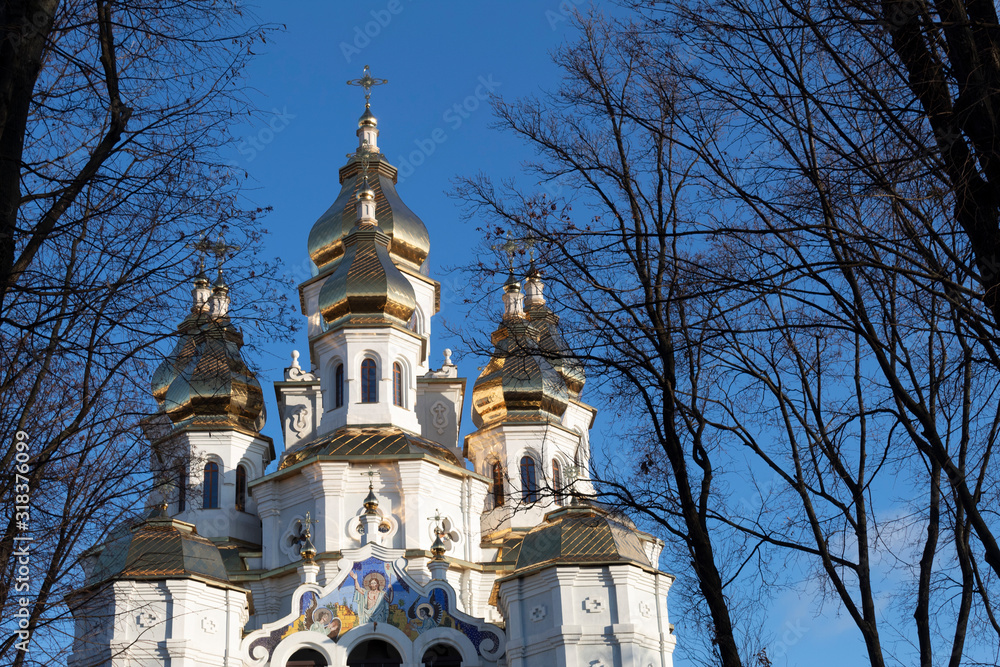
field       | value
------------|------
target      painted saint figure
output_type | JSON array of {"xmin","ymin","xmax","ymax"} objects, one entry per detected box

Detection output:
[{"xmin": 349, "ymin": 569, "xmax": 391, "ymax": 625}]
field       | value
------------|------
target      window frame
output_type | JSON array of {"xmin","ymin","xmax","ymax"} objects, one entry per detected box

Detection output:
[
  {"xmin": 203, "ymin": 461, "xmax": 220, "ymax": 509},
  {"xmin": 392, "ymin": 362, "xmax": 404, "ymax": 407},
  {"xmin": 361, "ymin": 358, "xmax": 378, "ymax": 403},
  {"xmin": 492, "ymin": 461, "xmax": 505, "ymax": 508},
  {"xmin": 334, "ymin": 362, "xmax": 345, "ymax": 408},
  {"xmin": 235, "ymin": 464, "xmax": 248, "ymax": 512},
  {"xmin": 520, "ymin": 455, "xmax": 538, "ymax": 503}
]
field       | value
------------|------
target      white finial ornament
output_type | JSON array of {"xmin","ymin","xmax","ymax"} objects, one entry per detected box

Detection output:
[
  {"xmin": 443, "ymin": 348, "xmax": 453, "ymax": 366},
  {"xmin": 290, "ymin": 350, "xmax": 301, "ymax": 370}
]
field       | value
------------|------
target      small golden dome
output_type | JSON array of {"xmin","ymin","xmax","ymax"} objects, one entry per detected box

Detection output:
[
  {"xmin": 471, "ymin": 319, "xmax": 570, "ymax": 428},
  {"xmin": 153, "ymin": 275, "xmax": 265, "ymax": 435},
  {"xmin": 307, "ymin": 153, "xmax": 430, "ymax": 273},
  {"xmin": 317, "ymin": 223, "xmax": 417, "ymax": 326},
  {"xmin": 358, "ymin": 104, "xmax": 377, "ymax": 128},
  {"xmin": 513, "ymin": 504, "xmax": 652, "ymax": 572}
]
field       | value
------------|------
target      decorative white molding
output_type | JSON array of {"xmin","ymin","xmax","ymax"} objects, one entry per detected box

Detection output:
[
  {"xmin": 639, "ymin": 600, "xmax": 653, "ymax": 618},
  {"xmin": 284, "ymin": 350, "xmax": 317, "ymax": 382},
  {"xmin": 583, "ymin": 596, "xmax": 604, "ymax": 613},
  {"xmin": 201, "ymin": 617, "xmax": 217, "ymax": 634}
]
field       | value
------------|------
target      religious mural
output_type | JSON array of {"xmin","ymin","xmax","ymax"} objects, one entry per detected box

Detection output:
[{"xmin": 245, "ymin": 556, "xmax": 504, "ymax": 663}]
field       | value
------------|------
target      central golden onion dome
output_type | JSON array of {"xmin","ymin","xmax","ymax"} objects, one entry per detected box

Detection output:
[
  {"xmin": 471, "ymin": 272, "xmax": 570, "ymax": 428},
  {"xmin": 307, "ymin": 106, "xmax": 430, "ymax": 273},
  {"xmin": 152, "ymin": 271, "xmax": 265, "ymax": 435},
  {"xmin": 317, "ymin": 175, "xmax": 417, "ymax": 326}
]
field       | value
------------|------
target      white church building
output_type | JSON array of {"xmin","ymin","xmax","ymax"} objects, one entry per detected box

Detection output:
[{"xmin": 66, "ymin": 68, "xmax": 678, "ymax": 667}]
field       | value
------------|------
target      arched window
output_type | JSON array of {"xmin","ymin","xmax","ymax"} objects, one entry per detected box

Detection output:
[
  {"xmin": 521, "ymin": 456, "xmax": 538, "ymax": 503},
  {"xmin": 235, "ymin": 464, "xmax": 247, "ymax": 512},
  {"xmin": 203, "ymin": 462, "xmax": 220, "ymax": 509},
  {"xmin": 422, "ymin": 644, "xmax": 462, "ymax": 666},
  {"xmin": 177, "ymin": 468, "xmax": 186, "ymax": 512},
  {"xmin": 552, "ymin": 459, "xmax": 563, "ymax": 505},
  {"xmin": 287, "ymin": 648, "xmax": 328, "ymax": 667},
  {"xmin": 361, "ymin": 358, "xmax": 377, "ymax": 403},
  {"xmin": 492, "ymin": 462, "xmax": 505, "ymax": 508},
  {"xmin": 335, "ymin": 363, "xmax": 345, "ymax": 408},
  {"xmin": 347, "ymin": 640, "xmax": 401, "ymax": 667},
  {"xmin": 393, "ymin": 362, "xmax": 404, "ymax": 407}
]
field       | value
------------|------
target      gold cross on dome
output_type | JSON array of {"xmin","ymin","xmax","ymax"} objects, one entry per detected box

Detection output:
[
  {"xmin": 347, "ymin": 65, "xmax": 388, "ymax": 105},
  {"xmin": 186, "ymin": 234, "xmax": 214, "ymax": 272},
  {"xmin": 361, "ymin": 465, "xmax": 381, "ymax": 488},
  {"xmin": 209, "ymin": 231, "xmax": 240, "ymax": 271},
  {"xmin": 492, "ymin": 231, "xmax": 519, "ymax": 271}
]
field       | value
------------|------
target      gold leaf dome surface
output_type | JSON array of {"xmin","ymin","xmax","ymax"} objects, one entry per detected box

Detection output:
[
  {"xmin": 317, "ymin": 223, "xmax": 417, "ymax": 326},
  {"xmin": 86, "ymin": 514, "xmax": 236, "ymax": 589},
  {"xmin": 471, "ymin": 320, "xmax": 570, "ymax": 428},
  {"xmin": 307, "ymin": 156, "xmax": 430, "ymax": 273}
]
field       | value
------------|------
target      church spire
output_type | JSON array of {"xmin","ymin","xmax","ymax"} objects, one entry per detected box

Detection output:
[{"xmin": 348, "ymin": 65, "xmax": 387, "ymax": 154}]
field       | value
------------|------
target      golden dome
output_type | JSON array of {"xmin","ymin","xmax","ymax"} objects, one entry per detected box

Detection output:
[
  {"xmin": 86, "ymin": 513, "xmax": 237, "ymax": 589},
  {"xmin": 317, "ymin": 213, "xmax": 417, "ymax": 326},
  {"xmin": 471, "ymin": 317, "xmax": 570, "ymax": 428},
  {"xmin": 524, "ymin": 270, "xmax": 586, "ymax": 398},
  {"xmin": 162, "ymin": 319, "xmax": 265, "ymax": 433},
  {"xmin": 152, "ymin": 275, "xmax": 265, "ymax": 435},
  {"xmin": 279, "ymin": 426, "xmax": 462, "ymax": 469},
  {"xmin": 307, "ymin": 154, "xmax": 430, "ymax": 273},
  {"xmin": 512, "ymin": 504, "xmax": 652, "ymax": 573}
]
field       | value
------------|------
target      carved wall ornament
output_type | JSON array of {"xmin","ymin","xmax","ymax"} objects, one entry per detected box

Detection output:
[
  {"xmin": 639, "ymin": 600, "xmax": 653, "ymax": 618},
  {"xmin": 431, "ymin": 400, "xmax": 449, "ymax": 435},
  {"xmin": 583, "ymin": 597, "xmax": 604, "ymax": 613},
  {"xmin": 136, "ymin": 611, "xmax": 158, "ymax": 628},
  {"xmin": 289, "ymin": 405, "xmax": 309, "ymax": 436},
  {"xmin": 201, "ymin": 617, "xmax": 218, "ymax": 634},
  {"xmin": 529, "ymin": 604, "xmax": 547, "ymax": 622}
]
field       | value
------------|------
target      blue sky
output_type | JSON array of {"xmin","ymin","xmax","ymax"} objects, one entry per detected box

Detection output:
[{"xmin": 227, "ymin": 2, "xmax": 871, "ymax": 665}]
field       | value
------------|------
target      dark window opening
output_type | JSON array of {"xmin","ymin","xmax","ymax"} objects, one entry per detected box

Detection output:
[
  {"xmin": 361, "ymin": 358, "xmax": 378, "ymax": 403},
  {"xmin": 287, "ymin": 648, "xmax": 328, "ymax": 667},
  {"xmin": 335, "ymin": 363, "xmax": 345, "ymax": 408},
  {"xmin": 521, "ymin": 456, "xmax": 538, "ymax": 503},
  {"xmin": 552, "ymin": 459, "xmax": 563, "ymax": 505},
  {"xmin": 423, "ymin": 644, "xmax": 462, "ymax": 666},
  {"xmin": 393, "ymin": 362, "xmax": 404, "ymax": 407},
  {"xmin": 235, "ymin": 464, "xmax": 247, "ymax": 512},
  {"xmin": 492, "ymin": 462, "xmax": 505, "ymax": 508},
  {"xmin": 347, "ymin": 639, "xmax": 402, "ymax": 667},
  {"xmin": 203, "ymin": 462, "xmax": 220, "ymax": 509}
]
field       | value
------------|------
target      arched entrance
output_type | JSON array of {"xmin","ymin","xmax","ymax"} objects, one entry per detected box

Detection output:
[
  {"xmin": 286, "ymin": 648, "xmax": 328, "ymax": 667},
  {"xmin": 346, "ymin": 639, "xmax": 403, "ymax": 667},
  {"xmin": 422, "ymin": 643, "xmax": 463, "ymax": 666}
]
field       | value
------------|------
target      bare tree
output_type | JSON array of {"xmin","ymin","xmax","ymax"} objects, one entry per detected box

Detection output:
[
  {"xmin": 455, "ymin": 6, "xmax": 1000, "ymax": 666},
  {"xmin": 0, "ymin": 2, "xmax": 290, "ymax": 664}
]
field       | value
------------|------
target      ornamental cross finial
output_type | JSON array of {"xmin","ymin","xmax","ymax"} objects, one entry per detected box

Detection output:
[
  {"xmin": 209, "ymin": 231, "xmax": 240, "ymax": 272},
  {"xmin": 524, "ymin": 235, "xmax": 537, "ymax": 263},
  {"xmin": 362, "ymin": 465, "xmax": 380, "ymax": 490},
  {"xmin": 492, "ymin": 231, "xmax": 519, "ymax": 271},
  {"xmin": 347, "ymin": 65, "xmax": 388, "ymax": 107},
  {"xmin": 428, "ymin": 508, "xmax": 443, "ymax": 524},
  {"xmin": 186, "ymin": 233, "xmax": 214, "ymax": 272}
]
